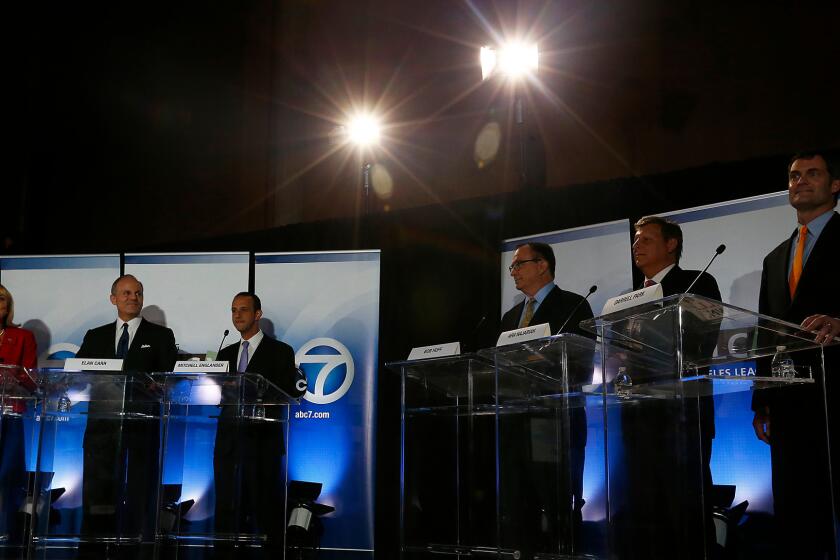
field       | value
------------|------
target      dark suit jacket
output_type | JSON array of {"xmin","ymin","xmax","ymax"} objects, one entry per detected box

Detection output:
[
  {"xmin": 214, "ymin": 334, "xmax": 302, "ymax": 536},
  {"xmin": 759, "ymin": 211, "xmax": 840, "ymax": 329},
  {"xmin": 754, "ymin": 211, "xmax": 840, "ymax": 556},
  {"xmin": 657, "ymin": 265, "xmax": 721, "ymax": 301},
  {"xmin": 215, "ymin": 334, "xmax": 303, "ymax": 450},
  {"xmin": 75, "ymin": 318, "xmax": 175, "ymax": 537},
  {"xmin": 76, "ymin": 318, "xmax": 177, "ymax": 373},
  {"xmin": 500, "ymin": 284, "xmax": 594, "ymax": 450},
  {"xmin": 500, "ymin": 284, "xmax": 594, "ymax": 338},
  {"xmin": 659, "ymin": 265, "xmax": 721, "ymax": 438},
  {"xmin": 217, "ymin": 334, "xmax": 304, "ymax": 400},
  {"xmin": 753, "ymin": 212, "xmax": 840, "ymax": 405}
]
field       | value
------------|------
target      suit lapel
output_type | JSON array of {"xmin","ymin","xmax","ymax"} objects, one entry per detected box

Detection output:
[
  {"xmin": 658, "ymin": 266, "xmax": 682, "ymax": 297},
  {"xmin": 768, "ymin": 230, "xmax": 796, "ymax": 310},
  {"xmin": 793, "ymin": 212, "xmax": 839, "ymax": 304},
  {"xmin": 248, "ymin": 340, "xmax": 266, "ymax": 373},
  {"xmin": 227, "ymin": 341, "xmax": 243, "ymax": 373},
  {"xmin": 107, "ymin": 321, "xmax": 119, "ymax": 359},
  {"xmin": 531, "ymin": 286, "xmax": 558, "ymax": 326},
  {"xmin": 504, "ymin": 300, "xmax": 526, "ymax": 331},
  {"xmin": 125, "ymin": 318, "xmax": 146, "ymax": 363}
]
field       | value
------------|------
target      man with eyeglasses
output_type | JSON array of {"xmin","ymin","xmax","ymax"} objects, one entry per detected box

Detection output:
[
  {"xmin": 501, "ymin": 242, "xmax": 593, "ymax": 336},
  {"xmin": 499, "ymin": 242, "xmax": 593, "ymax": 556}
]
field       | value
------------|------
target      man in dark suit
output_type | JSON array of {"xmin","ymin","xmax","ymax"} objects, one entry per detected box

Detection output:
[
  {"xmin": 76, "ymin": 274, "xmax": 178, "ymax": 371},
  {"xmin": 214, "ymin": 292, "xmax": 305, "ymax": 553},
  {"xmin": 615, "ymin": 216, "xmax": 721, "ymax": 559},
  {"xmin": 75, "ymin": 274, "xmax": 177, "ymax": 551},
  {"xmin": 499, "ymin": 242, "xmax": 593, "ymax": 556},
  {"xmin": 501, "ymin": 242, "xmax": 594, "ymax": 337},
  {"xmin": 751, "ymin": 151, "xmax": 840, "ymax": 559}
]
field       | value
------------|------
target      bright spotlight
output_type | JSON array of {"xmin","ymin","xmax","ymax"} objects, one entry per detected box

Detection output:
[
  {"xmin": 346, "ymin": 114, "xmax": 381, "ymax": 147},
  {"xmin": 481, "ymin": 42, "xmax": 539, "ymax": 81}
]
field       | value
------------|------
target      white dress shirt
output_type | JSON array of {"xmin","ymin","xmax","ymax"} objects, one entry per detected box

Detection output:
[
  {"xmin": 646, "ymin": 263, "xmax": 676, "ymax": 285},
  {"xmin": 114, "ymin": 316, "xmax": 143, "ymax": 354},
  {"xmin": 236, "ymin": 329, "xmax": 264, "ymax": 369}
]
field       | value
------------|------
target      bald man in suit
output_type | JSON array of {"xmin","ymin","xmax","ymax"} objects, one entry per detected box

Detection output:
[
  {"xmin": 214, "ymin": 292, "xmax": 305, "ymax": 553},
  {"xmin": 75, "ymin": 274, "xmax": 177, "ymax": 547}
]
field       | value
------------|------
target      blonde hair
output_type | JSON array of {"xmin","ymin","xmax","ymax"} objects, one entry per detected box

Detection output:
[{"xmin": 0, "ymin": 283, "xmax": 16, "ymax": 328}]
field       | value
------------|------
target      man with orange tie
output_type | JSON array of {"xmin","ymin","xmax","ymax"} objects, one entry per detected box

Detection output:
[{"xmin": 752, "ymin": 151, "xmax": 840, "ymax": 558}]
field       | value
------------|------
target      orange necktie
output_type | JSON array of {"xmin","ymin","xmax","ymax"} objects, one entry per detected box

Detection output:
[{"xmin": 789, "ymin": 225, "xmax": 808, "ymax": 299}]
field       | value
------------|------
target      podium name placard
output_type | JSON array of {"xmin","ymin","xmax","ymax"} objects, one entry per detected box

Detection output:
[
  {"xmin": 64, "ymin": 358, "xmax": 124, "ymax": 371},
  {"xmin": 407, "ymin": 342, "xmax": 461, "ymax": 361},
  {"xmin": 601, "ymin": 283, "xmax": 664, "ymax": 315},
  {"xmin": 172, "ymin": 360, "xmax": 230, "ymax": 373},
  {"xmin": 496, "ymin": 322, "xmax": 551, "ymax": 346}
]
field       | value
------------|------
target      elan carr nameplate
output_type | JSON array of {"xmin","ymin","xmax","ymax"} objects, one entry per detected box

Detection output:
[
  {"xmin": 64, "ymin": 358, "xmax": 124, "ymax": 372},
  {"xmin": 407, "ymin": 341, "xmax": 461, "ymax": 361},
  {"xmin": 496, "ymin": 322, "xmax": 551, "ymax": 346},
  {"xmin": 173, "ymin": 360, "xmax": 230, "ymax": 373}
]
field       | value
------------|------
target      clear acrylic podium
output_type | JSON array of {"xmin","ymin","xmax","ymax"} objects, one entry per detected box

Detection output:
[
  {"xmin": 0, "ymin": 365, "xmax": 38, "ymax": 557},
  {"xmin": 10, "ymin": 369, "xmax": 298, "ymax": 559},
  {"xmin": 155, "ymin": 372, "xmax": 297, "ymax": 551},
  {"xmin": 30, "ymin": 370, "xmax": 164, "ymax": 558},
  {"xmin": 390, "ymin": 333, "xmax": 604, "ymax": 560},
  {"xmin": 579, "ymin": 293, "xmax": 837, "ymax": 560},
  {"xmin": 394, "ymin": 294, "xmax": 837, "ymax": 560}
]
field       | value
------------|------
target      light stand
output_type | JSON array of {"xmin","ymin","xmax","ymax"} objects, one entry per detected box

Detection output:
[{"xmin": 480, "ymin": 42, "xmax": 539, "ymax": 189}]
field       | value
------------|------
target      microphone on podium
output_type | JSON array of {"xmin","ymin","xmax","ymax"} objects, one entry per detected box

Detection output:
[
  {"xmin": 684, "ymin": 244, "xmax": 726, "ymax": 295},
  {"xmin": 216, "ymin": 329, "xmax": 230, "ymax": 356},
  {"xmin": 556, "ymin": 285, "xmax": 598, "ymax": 335}
]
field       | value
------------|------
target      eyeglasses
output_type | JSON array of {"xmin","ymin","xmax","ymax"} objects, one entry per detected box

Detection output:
[{"xmin": 508, "ymin": 258, "xmax": 541, "ymax": 273}]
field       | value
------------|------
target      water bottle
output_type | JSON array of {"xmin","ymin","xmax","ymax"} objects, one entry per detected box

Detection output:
[
  {"xmin": 254, "ymin": 399, "xmax": 266, "ymax": 420},
  {"xmin": 771, "ymin": 346, "xmax": 795, "ymax": 379},
  {"xmin": 615, "ymin": 367, "xmax": 633, "ymax": 398}
]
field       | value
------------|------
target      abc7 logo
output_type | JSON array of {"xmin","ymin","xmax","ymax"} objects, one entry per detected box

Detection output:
[{"xmin": 295, "ymin": 338, "xmax": 355, "ymax": 405}]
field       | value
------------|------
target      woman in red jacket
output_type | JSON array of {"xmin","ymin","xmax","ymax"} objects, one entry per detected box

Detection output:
[
  {"xmin": 0, "ymin": 283, "xmax": 37, "ymax": 369},
  {"xmin": 0, "ymin": 283, "xmax": 36, "ymax": 546}
]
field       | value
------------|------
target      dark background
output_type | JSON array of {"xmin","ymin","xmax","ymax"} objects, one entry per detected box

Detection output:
[{"xmin": 5, "ymin": 0, "xmax": 840, "ymax": 555}]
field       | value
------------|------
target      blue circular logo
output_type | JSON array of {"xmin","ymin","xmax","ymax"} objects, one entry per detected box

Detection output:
[{"xmin": 295, "ymin": 338, "xmax": 355, "ymax": 404}]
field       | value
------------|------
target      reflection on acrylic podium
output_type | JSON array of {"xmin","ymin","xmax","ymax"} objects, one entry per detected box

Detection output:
[
  {"xmin": 392, "ymin": 294, "xmax": 837, "ymax": 559},
  {"xmin": 0, "ymin": 368, "xmax": 297, "ymax": 559}
]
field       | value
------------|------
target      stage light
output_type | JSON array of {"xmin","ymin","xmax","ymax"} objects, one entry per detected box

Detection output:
[
  {"xmin": 481, "ymin": 42, "xmax": 539, "ymax": 81},
  {"xmin": 346, "ymin": 113, "xmax": 381, "ymax": 147},
  {"xmin": 287, "ymin": 480, "xmax": 335, "ymax": 550}
]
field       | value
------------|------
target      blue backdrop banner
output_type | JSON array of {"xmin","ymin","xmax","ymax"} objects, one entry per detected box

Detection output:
[{"xmin": 255, "ymin": 250, "xmax": 380, "ymax": 556}]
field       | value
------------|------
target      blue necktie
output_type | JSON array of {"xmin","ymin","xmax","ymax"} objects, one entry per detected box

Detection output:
[
  {"xmin": 116, "ymin": 323, "xmax": 129, "ymax": 359},
  {"xmin": 238, "ymin": 340, "xmax": 249, "ymax": 373}
]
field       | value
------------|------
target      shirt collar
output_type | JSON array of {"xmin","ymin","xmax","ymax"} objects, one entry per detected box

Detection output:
[
  {"xmin": 799, "ymin": 209, "xmax": 834, "ymax": 238},
  {"xmin": 648, "ymin": 263, "xmax": 676, "ymax": 285},
  {"xmin": 241, "ymin": 329, "xmax": 264, "ymax": 347},
  {"xmin": 532, "ymin": 281, "xmax": 556, "ymax": 304},
  {"xmin": 117, "ymin": 316, "xmax": 142, "ymax": 330}
]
